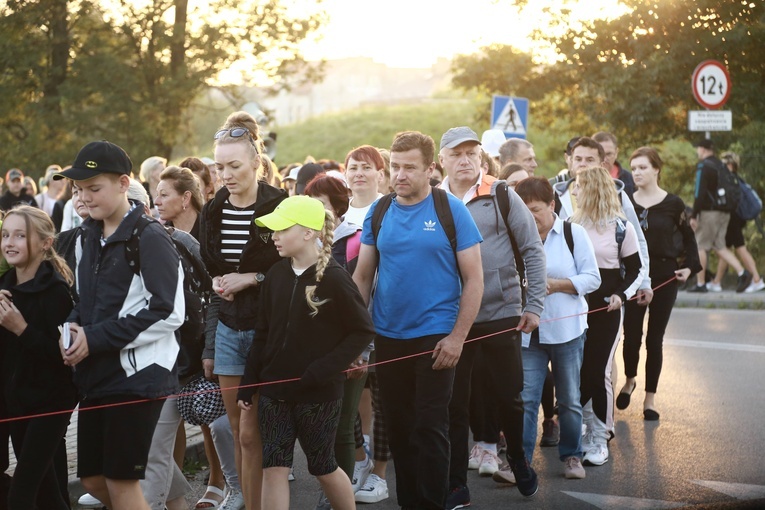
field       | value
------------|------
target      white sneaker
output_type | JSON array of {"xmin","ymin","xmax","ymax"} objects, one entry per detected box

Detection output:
[
  {"xmin": 706, "ymin": 281, "xmax": 723, "ymax": 292},
  {"xmin": 581, "ymin": 428, "xmax": 595, "ymax": 455},
  {"xmin": 220, "ymin": 487, "xmax": 245, "ymax": 510},
  {"xmin": 288, "ymin": 466, "xmax": 295, "ymax": 481},
  {"xmin": 354, "ymin": 474, "xmax": 389, "ymax": 503},
  {"xmin": 583, "ymin": 443, "xmax": 609, "ymax": 466},
  {"xmin": 77, "ymin": 493, "xmax": 103, "ymax": 508},
  {"xmin": 351, "ymin": 458, "xmax": 373, "ymax": 493},
  {"xmin": 478, "ymin": 449, "xmax": 501, "ymax": 476},
  {"xmin": 745, "ymin": 279, "xmax": 765, "ymax": 293},
  {"xmin": 467, "ymin": 443, "xmax": 484, "ymax": 470}
]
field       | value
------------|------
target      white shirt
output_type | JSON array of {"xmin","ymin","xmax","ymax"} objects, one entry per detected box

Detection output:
[
  {"xmin": 440, "ymin": 171, "xmax": 482, "ymax": 204},
  {"xmin": 522, "ymin": 216, "xmax": 601, "ymax": 346},
  {"xmin": 345, "ymin": 193, "xmax": 383, "ymax": 227}
]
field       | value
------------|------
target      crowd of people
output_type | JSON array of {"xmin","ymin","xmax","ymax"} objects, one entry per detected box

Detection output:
[{"xmin": 0, "ymin": 109, "xmax": 762, "ymax": 510}]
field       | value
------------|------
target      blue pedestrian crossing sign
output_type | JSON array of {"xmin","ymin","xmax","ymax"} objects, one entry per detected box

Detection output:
[{"xmin": 491, "ymin": 96, "xmax": 529, "ymax": 139}]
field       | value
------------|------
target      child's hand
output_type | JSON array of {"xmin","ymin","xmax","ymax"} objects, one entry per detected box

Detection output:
[
  {"xmin": 237, "ymin": 399, "xmax": 252, "ymax": 411},
  {"xmin": 63, "ymin": 323, "xmax": 90, "ymax": 367},
  {"xmin": 0, "ymin": 297, "xmax": 27, "ymax": 336}
]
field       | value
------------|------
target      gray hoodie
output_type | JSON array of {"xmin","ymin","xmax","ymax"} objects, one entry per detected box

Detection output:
[{"xmin": 446, "ymin": 175, "xmax": 546, "ymax": 323}]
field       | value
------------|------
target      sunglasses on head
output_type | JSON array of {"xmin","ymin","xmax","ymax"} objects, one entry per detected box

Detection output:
[{"xmin": 214, "ymin": 127, "xmax": 260, "ymax": 148}]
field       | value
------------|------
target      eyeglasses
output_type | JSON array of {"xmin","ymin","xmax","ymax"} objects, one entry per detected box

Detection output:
[
  {"xmin": 214, "ymin": 128, "xmax": 259, "ymax": 151},
  {"xmin": 639, "ymin": 209, "xmax": 648, "ymax": 231}
]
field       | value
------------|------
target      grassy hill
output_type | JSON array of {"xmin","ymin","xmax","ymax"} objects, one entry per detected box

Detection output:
[{"xmin": 273, "ymin": 99, "xmax": 477, "ymax": 165}]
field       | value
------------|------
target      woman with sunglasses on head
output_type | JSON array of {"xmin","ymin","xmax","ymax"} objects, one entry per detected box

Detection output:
[
  {"xmin": 199, "ymin": 111, "xmax": 286, "ymax": 510},
  {"xmin": 617, "ymin": 148, "xmax": 701, "ymax": 421}
]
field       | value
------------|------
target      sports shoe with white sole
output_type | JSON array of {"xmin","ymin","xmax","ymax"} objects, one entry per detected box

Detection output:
[
  {"xmin": 745, "ymin": 279, "xmax": 765, "ymax": 293},
  {"xmin": 351, "ymin": 458, "xmax": 373, "ymax": 493},
  {"xmin": 354, "ymin": 474, "xmax": 389, "ymax": 503},
  {"xmin": 564, "ymin": 456, "xmax": 586, "ymax": 479},
  {"xmin": 77, "ymin": 493, "xmax": 103, "ymax": 508},
  {"xmin": 491, "ymin": 464, "xmax": 516, "ymax": 485},
  {"xmin": 478, "ymin": 449, "xmax": 501, "ymax": 476},
  {"xmin": 583, "ymin": 443, "xmax": 609, "ymax": 466},
  {"xmin": 467, "ymin": 443, "xmax": 484, "ymax": 470}
]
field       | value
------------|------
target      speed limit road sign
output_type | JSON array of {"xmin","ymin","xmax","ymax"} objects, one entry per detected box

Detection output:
[{"xmin": 692, "ymin": 60, "xmax": 731, "ymax": 109}]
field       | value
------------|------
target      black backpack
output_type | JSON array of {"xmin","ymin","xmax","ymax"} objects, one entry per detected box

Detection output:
[
  {"xmin": 125, "ymin": 215, "xmax": 212, "ymax": 379},
  {"xmin": 710, "ymin": 159, "xmax": 742, "ymax": 212}
]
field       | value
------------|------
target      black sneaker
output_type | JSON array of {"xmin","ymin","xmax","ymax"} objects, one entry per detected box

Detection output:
[
  {"xmin": 540, "ymin": 418, "xmax": 559, "ymax": 447},
  {"xmin": 736, "ymin": 270, "xmax": 753, "ymax": 293},
  {"xmin": 509, "ymin": 456, "xmax": 539, "ymax": 498},
  {"xmin": 445, "ymin": 485, "xmax": 471, "ymax": 510},
  {"xmin": 687, "ymin": 284, "xmax": 708, "ymax": 293}
]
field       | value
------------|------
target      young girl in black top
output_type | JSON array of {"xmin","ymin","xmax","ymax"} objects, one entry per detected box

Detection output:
[
  {"xmin": 0, "ymin": 205, "xmax": 75, "ymax": 510},
  {"xmin": 237, "ymin": 196, "xmax": 374, "ymax": 510},
  {"xmin": 618, "ymin": 147, "xmax": 701, "ymax": 420}
]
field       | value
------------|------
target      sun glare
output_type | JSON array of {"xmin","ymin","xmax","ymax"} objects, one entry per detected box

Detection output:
[{"xmin": 296, "ymin": 0, "xmax": 629, "ymax": 69}]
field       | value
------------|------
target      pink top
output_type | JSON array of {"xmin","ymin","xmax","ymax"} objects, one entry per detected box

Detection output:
[{"xmin": 582, "ymin": 219, "xmax": 639, "ymax": 269}]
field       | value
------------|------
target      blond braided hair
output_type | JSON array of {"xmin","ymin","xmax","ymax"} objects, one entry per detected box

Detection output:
[{"xmin": 304, "ymin": 209, "xmax": 335, "ymax": 317}]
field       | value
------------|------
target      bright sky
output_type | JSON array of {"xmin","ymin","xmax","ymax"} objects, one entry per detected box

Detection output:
[{"xmin": 296, "ymin": 0, "xmax": 629, "ymax": 68}]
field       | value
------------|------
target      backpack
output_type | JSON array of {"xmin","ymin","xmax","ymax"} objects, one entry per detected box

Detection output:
[
  {"xmin": 125, "ymin": 215, "xmax": 212, "ymax": 379},
  {"xmin": 562, "ymin": 220, "xmax": 575, "ymax": 257},
  {"xmin": 711, "ymin": 160, "xmax": 742, "ymax": 212},
  {"xmin": 735, "ymin": 176, "xmax": 763, "ymax": 221}
]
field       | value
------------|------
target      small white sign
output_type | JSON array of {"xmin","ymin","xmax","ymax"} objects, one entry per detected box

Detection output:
[{"xmin": 688, "ymin": 110, "xmax": 732, "ymax": 132}]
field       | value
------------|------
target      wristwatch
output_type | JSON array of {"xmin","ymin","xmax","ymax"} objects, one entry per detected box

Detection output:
[{"xmin": 255, "ymin": 272, "xmax": 266, "ymax": 283}]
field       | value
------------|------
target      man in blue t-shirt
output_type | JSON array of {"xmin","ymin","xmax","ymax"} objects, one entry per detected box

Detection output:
[{"xmin": 354, "ymin": 131, "xmax": 483, "ymax": 510}]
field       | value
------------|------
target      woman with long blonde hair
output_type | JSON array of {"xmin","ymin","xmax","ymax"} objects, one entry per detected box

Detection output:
[{"xmin": 570, "ymin": 166, "xmax": 642, "ymax": 467}]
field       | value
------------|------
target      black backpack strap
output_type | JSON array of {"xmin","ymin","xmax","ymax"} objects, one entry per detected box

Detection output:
[
  {"xmin": 431, "ymin": 186, "xmax": 457, "ymax": 257},
  {"xmin": 124, "ymin": 214, "xmax": 155, "ymax": 275},
  {"xmin": 370, "ymin": 192, "xmax": 395, "ymax": 261},
  {"xmin": 495, "ymin": 181, "xmax": 527, "ymax": 306},
  {"xmin": 563, "ymin": 220, "xmax": 575, "ymax": 256}
]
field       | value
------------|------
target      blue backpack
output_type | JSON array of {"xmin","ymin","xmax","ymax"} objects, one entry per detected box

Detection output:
[{"xmin": 736, "ymin": 176, "xmax": 763, "ymax": 221}]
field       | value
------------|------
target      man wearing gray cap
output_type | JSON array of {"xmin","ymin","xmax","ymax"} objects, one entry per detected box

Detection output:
[
  {"xmin": 353, "ymin": 131, "xmax": 484, "ymax": 510},
  {"xmin": 439, "ymin": 126, "xmax": 546, "ymax": 507}
]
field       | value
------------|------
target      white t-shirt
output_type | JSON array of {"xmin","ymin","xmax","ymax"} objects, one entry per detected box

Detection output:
[
  {"xmin": 35, "ymin": 192, "xmax": 57, "ymax": 217},
  {"xmin": 345, "ymin": 193, "xmax": 383, "ymax": 227}
]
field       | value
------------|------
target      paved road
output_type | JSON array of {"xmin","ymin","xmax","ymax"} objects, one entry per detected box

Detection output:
[{"xmin": 60, "ymin": 307, "xmax": 765, "ymax": 509}]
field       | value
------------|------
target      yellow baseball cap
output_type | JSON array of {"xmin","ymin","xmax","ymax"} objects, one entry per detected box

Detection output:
[{"xmin": 255, "ymin": 195, "xmax": 325, "ymax": 231}]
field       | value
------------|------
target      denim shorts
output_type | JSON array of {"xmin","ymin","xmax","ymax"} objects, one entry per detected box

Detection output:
[{"xmin": 214, "ymin": 322, "xmax": 255, "ymax": 376}]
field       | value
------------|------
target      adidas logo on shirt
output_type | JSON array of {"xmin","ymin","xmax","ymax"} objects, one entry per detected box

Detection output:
[{"xmin": 423, "ymin": 220, "xmax": 437, "ymax": 232}]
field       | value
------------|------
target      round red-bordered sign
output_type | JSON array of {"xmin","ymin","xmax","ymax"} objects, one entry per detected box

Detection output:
[{"xmin": 692, "ymin": 60, "xmax": 731, "ymax": 110}]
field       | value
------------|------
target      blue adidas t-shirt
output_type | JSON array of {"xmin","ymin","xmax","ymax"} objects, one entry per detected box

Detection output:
[{"xmin": 361, "ymin": 192, "xmax": 482, "ymax": 339}]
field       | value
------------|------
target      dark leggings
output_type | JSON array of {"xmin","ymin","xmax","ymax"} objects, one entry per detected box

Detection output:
[
  {"xmin": 581, "ymin": 291, "xmax": 623, "ymax": 428},
  {"xmin": 8, "ymin": 411, "xmax": 73, "ymax": 510},
  {"xmin": 623, "ymin": 263, "xmax": 679, "ymax": 393}
]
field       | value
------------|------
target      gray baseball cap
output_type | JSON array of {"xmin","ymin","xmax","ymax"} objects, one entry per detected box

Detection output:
[{"xmin": 440, "ymin": 126, "xmax": 481, "ymax": 150}]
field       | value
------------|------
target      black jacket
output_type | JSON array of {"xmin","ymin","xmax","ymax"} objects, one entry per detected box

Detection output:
[
  {"xmin": 199, "ymin": 182, "xmax": 286, "ymax": 330},
  {"xmin": 238, "ymin": 258, "xmax": 375, "ymax": 404},
  {"xmin": 0, "ymin": 191, "xmax": 37, "ymax": 212},
  {"xmin": 0, "ymin": 262, "xmax": 76, "ymax": 415},
  {"xmin": 67, "ymin": 206, "xmax": 184, "ymax": 399}
]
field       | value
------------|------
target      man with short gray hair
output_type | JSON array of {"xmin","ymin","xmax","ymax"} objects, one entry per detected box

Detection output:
[{"xmin": 498, "ymin": 138, "xmax": 538, "ymax": 175}]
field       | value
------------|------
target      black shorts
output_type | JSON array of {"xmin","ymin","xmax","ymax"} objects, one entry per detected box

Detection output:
[
  {"xmin": 725, "ymin": 213, "xmax": 745, "ymax": 248},
  {"xmin": 258, "ymin": 395, "xmax": 342, "ymax": 476},
  {"xmin": 77, "ymin": 395, "xmax": 164, "ymax": 480}
]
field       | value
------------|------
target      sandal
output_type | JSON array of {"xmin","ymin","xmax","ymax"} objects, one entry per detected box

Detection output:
[{"xmin": 195, "ymin": 485, "xmax": 226, "ymax": 509}]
